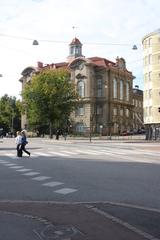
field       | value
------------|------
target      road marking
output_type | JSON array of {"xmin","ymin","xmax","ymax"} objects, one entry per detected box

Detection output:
[
  {"xmin": 33, "ymin": 152, "xmax": 52, "ymax": 157},
  {"xmin": 4, "ymin": 153, "xmax": 15, "ymax": 157},
  {"xmin": 42, "ymin": 181, "xmax": 63, "ymax": 187},
  {"xmin": 22, "ymin": 172, "xmax": 40, "ymax": 176},
  {"xmin": 49, "ymin": 151, "xmax": 70, "ymax": 157},
  {"xmin": 0, "ymin": 161, "xmax": 9, "ymax": 163},
  {"xmin": 61, "ymin": 150, "xmax": 77, "ymax": 155},
  {"xmin": 16, "ymin": 168, "xmax": 32, "ymax": 172},
  {"xmin": 89, "ymin": 206, "xmax": 160, "ymax": 240},
  {"xmin": 32, "ymin": 176, "xmax": 52, "ymax": 181},
  {"xmin": 9, "ymin": 166, "xmax": 24, "ymax": 169},
  {"xmin": 3, "ymin": 163, "xmax": 17, "ymax": 166},
  {"xmin": 54, "ymin": 188, "xmax": 78, "ymax": 194}
]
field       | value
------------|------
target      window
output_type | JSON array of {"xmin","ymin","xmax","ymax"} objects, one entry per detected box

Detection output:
[
  {"xmin": 148, "ymin": 54, "xmax": 152, "ymax": 64},
  {"xmin": 113, "ymin": 108, "xmax": 117, "ymax": 116},
  {"xmin": 113, "ymin": 78, "xmax": 117, "ymax": 98},
  {"xmin": 148, "ymin": 38, "xmax": 152, "ymax": 47},
  {"xmin": 120, "ymin": 80, "xmax": 124, "ymax": 100},
  {"xmin": 76, "ymin": 123, "xmax": 85, "ymax": 132},
  {"xmin": 120, "ymin": 108, "xmax": 123, "ymax": 116},
  {"xmin": 149, "ymin": 106, "xmax": 152, "ymax": 116},
  {"xmin": 75, "ymin": 46, "xmax": 80, "ymax": 54},
  {"xmin": 149, "ymin": 89, "xmax": 152, "ymax": 99},
  {"xmin": 97, "ymin": 78, "xmax": 103, "ymax": 97},
  {"xmin": 126, "ymin": 109, "xmax": 129, "ymax": 117},
  {"xmin": 70, "ymin": 46, "xmax": 74, "ymax": 55},
  {"xmin": 75, "ymin": 104, "xmax": 84, "ymax": 116},
  {"xmin": 96, "ymin": 105, "xmax": 103, "ymax": 115},
  {"xmin": 126, "ymin": 81, "xmax": 129, "ymax": 101},
  {"xmin": 149, "ymin": 72, "xmax": 152, "ymax": 81},
  {"xmin": 77, "ymin": 80, "xmax": 85, "ymax": 97}
]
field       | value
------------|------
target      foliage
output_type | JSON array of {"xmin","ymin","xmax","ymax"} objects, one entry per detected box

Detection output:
[
  {"xmin": 0, "ymin": 94, "xmax": 21, "ymax": 135},
  {"xmin": 22, "ymin": 68, "xmax": 78, "ymax": 137}
]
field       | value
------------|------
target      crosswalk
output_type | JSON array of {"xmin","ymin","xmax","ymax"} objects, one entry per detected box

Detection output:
[
  {"xmin": 0, "ymin": 146, "xmax": 160, "ymax": 198},
  {"xmin": 0, "ymin": 147, "xmax": 160, "ymax": 162}
]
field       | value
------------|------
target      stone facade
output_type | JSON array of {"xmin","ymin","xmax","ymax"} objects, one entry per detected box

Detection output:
[
  {"xmin": 132, "ymin": 86, "xmax": 144, "ymax": 131},
  {"xmin": 20, "ymin": 38, "xmax": 143, "ymax": 135}
]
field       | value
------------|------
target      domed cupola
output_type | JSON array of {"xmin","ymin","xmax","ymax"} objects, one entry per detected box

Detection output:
[{"xmin": 67, "ymin": 37, "xmax": 83, "ymax": 62}]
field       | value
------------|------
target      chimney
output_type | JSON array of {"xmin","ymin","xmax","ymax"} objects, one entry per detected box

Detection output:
[{"xmin": 37, "ymin": 62, "xmax": 43, "ymax": 68}]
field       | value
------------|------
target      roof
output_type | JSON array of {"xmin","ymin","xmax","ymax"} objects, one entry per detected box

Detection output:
[
  {"xmin": 88, "ymin": 57, "xmax": 115, "ymax": 68},
  {"xmin": 69, "ymin": 37, "xmax": 82, "ymax": 45},
  {"xmin": 142, "ymin": 28, "xmax": 160, "ymax": 43}
]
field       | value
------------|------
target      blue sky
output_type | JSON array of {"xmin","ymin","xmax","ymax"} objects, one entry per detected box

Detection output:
[{"xmin": 0, "ymin": 0, "xmax": 159, "ymax": 98}]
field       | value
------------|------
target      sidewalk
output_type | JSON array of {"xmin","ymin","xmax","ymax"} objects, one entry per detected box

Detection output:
[{"xmin": 0, "ymin": 201, "xmax": 150, "ymax": 240}]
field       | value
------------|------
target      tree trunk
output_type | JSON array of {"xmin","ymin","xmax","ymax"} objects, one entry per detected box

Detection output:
[{"xmin": 49, "ymin": 121, "xmax": 53, "ymax": 139}]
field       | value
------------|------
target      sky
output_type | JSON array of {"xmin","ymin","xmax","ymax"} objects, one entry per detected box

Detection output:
[{"xmin": 0, "ymin": 0, "xmax": 159, "ymax": 99}]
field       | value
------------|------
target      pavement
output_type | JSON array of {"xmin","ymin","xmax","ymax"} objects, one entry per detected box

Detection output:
[
  {"xmin": 1, "ymin": 136, "xmax": 160, "ymax": 239},
  {"xmin": 0, "ymin": 201, "xmax": 158, "ymax": 240}
]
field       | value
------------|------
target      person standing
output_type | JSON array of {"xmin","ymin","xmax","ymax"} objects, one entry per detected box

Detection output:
[
  {"xmin": 21, "ymin": 130, "xmax": 30, "ymax": 156},
  {"xmin": 15, "ymin": 131, "xmax": 22, "ymax": 157}
]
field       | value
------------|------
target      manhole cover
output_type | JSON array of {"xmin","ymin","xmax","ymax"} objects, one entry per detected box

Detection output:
[{"xmin": 37, "ymin": 224, "xmax": 83, "ymax": 240}]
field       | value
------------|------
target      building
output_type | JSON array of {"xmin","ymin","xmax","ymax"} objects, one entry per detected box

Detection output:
[
  {"xmin": 142, "ymin": 29, "xmax": 160, "ymax": 140},
  {"xmin": 132, "ymin": 85, "xmax": 144, "ymax": 132},
  {"xmin": 20, "ymin": 37, "xmax": 141, "ymax": 136}
]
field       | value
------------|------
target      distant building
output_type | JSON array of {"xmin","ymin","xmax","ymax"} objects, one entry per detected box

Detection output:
[
  {"xmin": 20, "ymin": 38, "xmax": 143, "ymax": 136},
  {"xmin": 132, "ymin": 85, "xmax": 144, "ymax": 131},
  {"xmin": 142, "ymin": 29, "xmax": 160, "ymax": 140}
]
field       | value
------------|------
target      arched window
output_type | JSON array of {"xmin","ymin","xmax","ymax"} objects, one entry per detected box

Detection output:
[
  {"xmin": 120, "ymin": 80, "xmax": 124, "ymax": 100},
  {"xmin": 113, "ymin": 78, "xmax": 117, "ymax": 98},
  {"xmin": 126, "ymin": 81, "xmax": 129, "ymax": 101},
  {"xmin": 77, "ymin": 80, "xmax": 85, "ymax": 97}
]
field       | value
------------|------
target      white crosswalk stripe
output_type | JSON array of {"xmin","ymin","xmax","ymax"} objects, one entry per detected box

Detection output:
[
  {"xmin": 4, "ymin": 163, "xmax": 17, "ymax": 166},
  {"xmin": 22, "ymin": 171, "xmax": 40, "ymax": 176},
  {"xmin": 48, "ymin": 151, "xmax": 70, "ymax": 157},
  {"xmin": 16, "ymin": 168, "xmax": 32, "ymax": 172},
  {"xmin": 9, "ymin": 166, "xmax": 24, "ymax": 169},
  {"xmin": 42, "ymin": 181, "xmax": 63, "ymax": 187},
  {"xmin": 32, "ymin": 176, "xmax": 52, "ymax": 181},
  {"xmin": 54, "ymin": 188, "xmax": 77, "ymax": 194},
  {"xmin": 32, "ymin": 152, "xmax": 52, "ymax": 157}
]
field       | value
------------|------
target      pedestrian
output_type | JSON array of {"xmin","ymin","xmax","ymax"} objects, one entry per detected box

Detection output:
[
  {"xmin": 15, "ymin": 131, "xmax": 22, "ymax": 157},
  {"xmin": 56, "ymin": 129, "xmax": 60, "ymax": 140},
  {"xmin": 21, "ymin": 130, "xmax": 30, "ymax": 156}
]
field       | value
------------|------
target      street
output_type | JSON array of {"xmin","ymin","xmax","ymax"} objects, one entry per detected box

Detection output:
[{"xmin": 0, "ymin": 137, "xmax": 160, "ymax": 239}]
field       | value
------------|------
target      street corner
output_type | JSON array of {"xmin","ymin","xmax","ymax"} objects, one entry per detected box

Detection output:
[
  {"xmin": 0, "ymin": 201, "xmax": 150, "ymax": 240},
  {"xmin": 0, "ymin": 201, "xmax": 85, "ymax": 240}
]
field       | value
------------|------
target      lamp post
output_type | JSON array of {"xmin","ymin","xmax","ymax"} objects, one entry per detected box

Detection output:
[{"xmin": 89, "ymin": 114, "xmax": 93, "ymax": 142}]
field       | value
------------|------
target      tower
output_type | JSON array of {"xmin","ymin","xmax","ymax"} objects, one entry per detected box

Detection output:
[{"xmin": 67, "ymin": 37, "xmax": 83, "ymax": 62}]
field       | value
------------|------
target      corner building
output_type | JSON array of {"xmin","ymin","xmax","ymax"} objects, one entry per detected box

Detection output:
[
  {"xmin": 20, "ymin": 38, "xmax": 136, "ymax": 135},
  {"xmin": 142, "ymin": 29, "xmax": 160, "ymax": 139}
]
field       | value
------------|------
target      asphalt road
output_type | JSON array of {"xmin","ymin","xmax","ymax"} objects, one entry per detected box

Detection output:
[{"xmin": 0, "ymin": 137, "xmax": 160, "ymax": 239}]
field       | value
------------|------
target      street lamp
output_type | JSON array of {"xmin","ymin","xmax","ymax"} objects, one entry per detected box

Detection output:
[
  {"xmin": 32, "ymin": 40, "xmax": 39, "ymax": 45},
  {"xmin": 132, "ymin": 44, "xmax": 138, "ymax": 50}
]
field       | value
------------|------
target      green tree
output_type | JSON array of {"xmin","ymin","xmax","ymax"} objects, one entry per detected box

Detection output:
[
  {"xmin": 0, "ymin": 94, "xmax": 21, "ymax": 135},
  {"xmin": 22, "ymin": 68, "xmax": 78, "ymax": 138}
]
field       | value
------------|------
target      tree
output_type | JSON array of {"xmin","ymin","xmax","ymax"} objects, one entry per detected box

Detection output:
[
  {"xmin": 0, "ymin": 94, "xmax": 21, "ymax": 136},
  {"xmin": 22, "ymin": 68, "xmax": 78, "ymax": 138}
]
